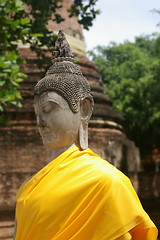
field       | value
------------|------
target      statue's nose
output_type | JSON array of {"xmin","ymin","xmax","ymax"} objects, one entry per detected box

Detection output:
[{"xmin": 37, "ymin": 115, "xmax": 47, "ymax": 128}]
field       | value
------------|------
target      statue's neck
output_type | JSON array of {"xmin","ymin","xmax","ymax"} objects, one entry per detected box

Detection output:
[{"xmin": 50, "ymin": 143, "xmax": 76, "ymax": 161}]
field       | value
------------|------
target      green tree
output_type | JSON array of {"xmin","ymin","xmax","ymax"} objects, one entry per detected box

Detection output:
[
  {"xmin": 0, "ymin": 0, "xmax": 99, "ymax": 115},
  {"xmin": 89, "ymin": 34, "xmax": 160, "ymax": 158}
]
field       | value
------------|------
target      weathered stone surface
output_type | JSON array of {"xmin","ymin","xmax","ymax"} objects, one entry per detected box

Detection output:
[
  {"xmin": 47, "ymin": 0, "xmax": 83, "ymax": 41},
  {"xmin": 0, "ymin": 1, "xmax": 159, "ymax": 237},
  {"xmin": 0, "ymin": 221, "xmax": 14, "ymax": 240},
  {"xmin": 1, "ymin": 49, "xmax": 159, "ymax": 238}
]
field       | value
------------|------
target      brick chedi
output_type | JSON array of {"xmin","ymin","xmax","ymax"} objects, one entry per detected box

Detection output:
[{"xmin": 0, "ymin": 0, "xmax": 159, "ymax": 238}]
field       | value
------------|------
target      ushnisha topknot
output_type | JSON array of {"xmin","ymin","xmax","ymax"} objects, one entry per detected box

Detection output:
[
  {"xmin": 52, "ymin": 29, "xmax": 74, "ymax": 64},
  {"xmin": 34, "ymin": 29, "xmax": 93, "ymax": 113}
]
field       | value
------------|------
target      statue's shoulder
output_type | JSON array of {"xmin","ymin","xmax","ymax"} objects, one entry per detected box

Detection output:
[
  {"xmin": 84, "ymin": 152, "xmax": 129, "ymax": 186},
  {"xmin": 18, "ymin": 174, "xmax": 35, "ymax": 191},
  {"xmin": 23, "ymin": 174, "xmax": 36, "ymax": 184}
]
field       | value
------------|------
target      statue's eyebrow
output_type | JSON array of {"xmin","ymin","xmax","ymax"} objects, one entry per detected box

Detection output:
[
  {"xmin": 41, "ymin": 100, "xmax": 61, "ymax": 109},
  {"xmin": 33, "ymin": 98, "xmax": 62, "ymax": 111}
]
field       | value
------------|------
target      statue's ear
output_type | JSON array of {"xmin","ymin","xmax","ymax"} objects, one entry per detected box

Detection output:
[
  {"xmin": 80, "ymin": 97, "xmax": 93, "ymax": 122},
  {"xmin": 79, "ymin": 98, "xmax": 93, "ymax": 150}
]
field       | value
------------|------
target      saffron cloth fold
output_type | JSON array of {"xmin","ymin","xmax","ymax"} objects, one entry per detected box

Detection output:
[{"xmin": 15, "ymin": 145, "xmax": 158, "ymax": 240}]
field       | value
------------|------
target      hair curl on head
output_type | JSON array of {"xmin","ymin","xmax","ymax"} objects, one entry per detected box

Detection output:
[{"xmin": 34, "ymin": 29, "xmax": 94, "ymax": 113}]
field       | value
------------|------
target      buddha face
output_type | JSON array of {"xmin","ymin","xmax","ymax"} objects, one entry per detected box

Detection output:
[{"xmin": 34, "ymin": 92, "xmax": 81, "ymax": 149}]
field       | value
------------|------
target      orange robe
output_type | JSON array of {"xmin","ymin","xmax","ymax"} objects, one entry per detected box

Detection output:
[{"xmin": 15, "ymin": 145, "xmax": 158, "ymax": 240}]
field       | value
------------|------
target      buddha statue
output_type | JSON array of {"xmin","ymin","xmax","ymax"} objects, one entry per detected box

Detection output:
[
  {"xmin": 34, "ymin": 29, "xmax": 94, "ymax": 158},
  {"xmin": 14, "ymin": 30, "xmax": 158, "ymax": 240}
]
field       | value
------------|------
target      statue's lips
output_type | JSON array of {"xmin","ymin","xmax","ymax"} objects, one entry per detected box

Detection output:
[
  {"xmin": 38, "ymin": 126, "xmax": 51, "ymax": 136},
  {"xmin": 40, "ymin": 131, "xmax": 51, "ymax": 136}
]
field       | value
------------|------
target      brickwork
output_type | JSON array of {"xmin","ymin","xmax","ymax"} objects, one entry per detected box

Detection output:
[
  {"xmin": 1, "ymin": 126, "xmax": 160, "ymax": 239},
  {"xmin": 0, "ymin": 1, "xmax": 159, "ymax": 237},
  {"xmin": 47, "ymin": 0, "xmax": 83, "ymax": 40},
  {"xmin": 0, "ymin": 221, "xmax": 14, "ymax": 240},
  {"xmin": 0, "ymin": 48, "xmax": 160, "ymax": 238}
]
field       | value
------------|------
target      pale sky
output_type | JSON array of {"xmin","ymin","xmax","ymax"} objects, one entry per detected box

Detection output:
[{"xmin": 83, "ymin": 0, "xmax": 160, "ymax": 50}]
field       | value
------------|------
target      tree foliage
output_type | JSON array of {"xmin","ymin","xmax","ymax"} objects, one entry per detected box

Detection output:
[
  {"xmin": 68, "ymin": 0, "xmax": 100, "ymax": 30},
  {"xmin": 0, "ymin": 0, "xmax": 99, "ymax": 114},
  {"xmin": 89, "ymin": 34, "xmax": 160, "ymax": 158},
  {"xmin": 0, "ymin": 0, "xmax": 29, "ymax": 111}
]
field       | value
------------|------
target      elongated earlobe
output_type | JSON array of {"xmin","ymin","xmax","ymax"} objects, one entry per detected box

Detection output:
[
  {"xmin": 79, "ymin": 120, "xmax": 88, "ymax": 150},
  {"xmin": 78, "ymin": 98, "xmax": 93, "ymax": 150}
]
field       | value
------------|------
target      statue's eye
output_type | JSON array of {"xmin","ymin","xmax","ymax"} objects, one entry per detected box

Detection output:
[
  {"xmin": 43, "ymin": 103, "xmax": 53, "ymax": 113},
  {"xmin": 42, "ymin": 102, "xmax": 60, "ymax": 113}
]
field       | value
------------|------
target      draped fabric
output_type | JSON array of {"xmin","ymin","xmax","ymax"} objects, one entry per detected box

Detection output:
[{"xmin": 15, "ymin": 145, "xmax": 158, "ymax": 240}]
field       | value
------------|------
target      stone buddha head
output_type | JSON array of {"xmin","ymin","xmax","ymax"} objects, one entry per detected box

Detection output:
[{"xmin": 34, "ymin": 30, "xmax": 94, "ymax": 150}]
